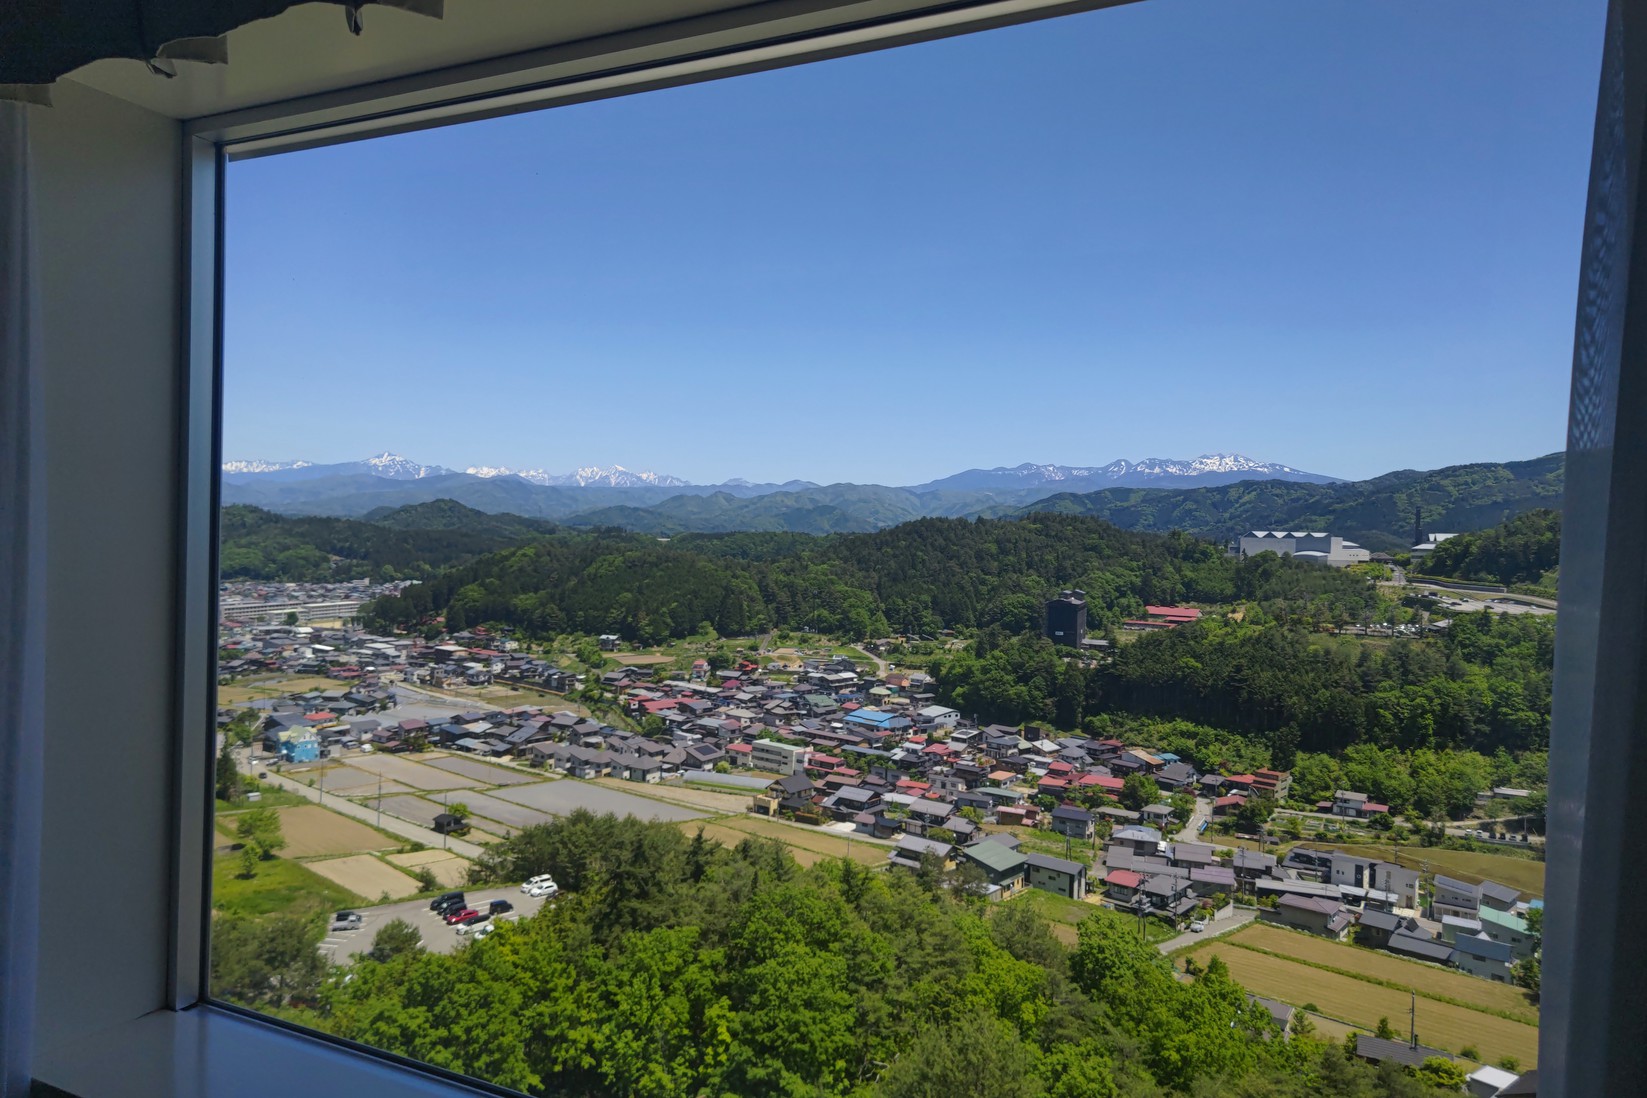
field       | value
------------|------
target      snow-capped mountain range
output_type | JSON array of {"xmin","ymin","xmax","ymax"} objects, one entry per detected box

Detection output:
[
  {"xmin": 221, "ymin": 451, "xmax": 1338, "ymax": 492},
  {"xmin": 465, "ymin": 465, "xmax": 691, "ymax": 488},
  {"xmin": 910, "ymin": 454, "xmax": 1338, "ymax": 493}
]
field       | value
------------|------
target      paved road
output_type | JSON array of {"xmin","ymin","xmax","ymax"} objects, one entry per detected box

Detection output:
[
  {"xmin": 238, "ymin": 749, "xmax": 486, "ymax": 859},
  {"xmin": 321, "ymin": 885, "xmax": 550, "ymax": 962},
  {"xmin": 1156, "ymin": 908, "xmax": 1257, "ymax": 955},
  {"xmin": 1171, "ymin": 797, "xmax": 1212, "ymax": 842}
]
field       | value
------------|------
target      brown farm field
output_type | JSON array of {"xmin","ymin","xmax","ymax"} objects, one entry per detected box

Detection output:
[
  {"xmin": 612, "ymin": 652, "xmax": 673, "ymax": 666},
  {"xmin": 678, "ymin": 816, "xmax": 888, "ymax": 866},
  {"xmin": 271, "ymin": 805, "xmax": 400, "ymax": 857},
  {"xmin": 1232, "ymin": 924, "xmax": 1538, "ymax": 1021},
  {"xmin": 216, "ymin": 675, "xmax": 343, "ymax": 705},
  {"xmin": 1181, "ymin": 944, "xmax": 1539, "ymax": 1067},
  {"xmin": 304, "ymin": 854, "xmax": 421, "ymax": 902}
]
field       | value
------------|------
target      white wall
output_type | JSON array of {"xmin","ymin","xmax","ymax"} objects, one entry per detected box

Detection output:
[{"xmin": 29, "ymin": 78, "xmax": 182, "ymax": 1052}]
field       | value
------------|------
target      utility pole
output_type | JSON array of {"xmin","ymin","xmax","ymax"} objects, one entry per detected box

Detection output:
[
  {"xmin": 1409, "ymin": 989, "xmax": 1417, "ymax": 1048},
  {"xmin": 376, "ymin": 772, "xmax": 383, "ymax": 829}
]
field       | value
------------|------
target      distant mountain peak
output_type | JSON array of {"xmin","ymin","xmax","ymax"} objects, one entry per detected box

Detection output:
[
  {"xmin": 909, "ymin": 455, "xmax": 1339, "ymax": 493},
  {"xmin": 221, "ymin": 458, "xmax": 313, "ymax": 474}
]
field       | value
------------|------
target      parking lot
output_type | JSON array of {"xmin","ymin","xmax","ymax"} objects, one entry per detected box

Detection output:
[{"xmin": 320, "ymin": 885, "xmax": 552, "ymax": 961}]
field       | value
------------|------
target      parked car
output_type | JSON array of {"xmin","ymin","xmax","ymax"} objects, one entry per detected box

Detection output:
[
  {"xmin": 471, "ymin": 923, "xmax": 495, "ymax": 940},
  {"xmin": 330, "ymin": 911, "xmax": 363, "ymax": 932},
  {"xmin": 444, "ymin": 907, "xmax": 479, "ymax": 926},
  {"xmin": 527, "ymin": 881, "xmax": 559, "ymax": 898},
  {"xmin": 454, "ymin": 913, "xmax": 491, "ymax": 934},
  {"xmin": 521, "ymin": 874, "xmax": 555, "ymax": 893},
  {"xmin": 1189, "ymin": 920, "xmax": 1208, "ymax": 933},
  {"xmin": 489, "ymin": 899, "xmax": 513, "ymax": 915},
  {"xmin": 430, "ymin": 891, "xmax": 465, "ymax": 913}
]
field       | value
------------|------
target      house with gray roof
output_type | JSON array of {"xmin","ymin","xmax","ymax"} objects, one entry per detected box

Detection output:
[
  {"xmin": 1354, "ymin": 1035, "xmax": 1454, "ymax": 1069},
  {"xmin": 1387, "ymin": 929, "xmax": 1455, "ymax": 965},
  {"xmin": 1266, "ymin": 894, "xmax": 1353, "ymax": 940},
  {"xmin": 888, "ymin": 835, "xmax": 954, "ymax": 871},
  {"xmin": 1025, "ymin": 852, "xmax": 1088, "ymax": 900}
]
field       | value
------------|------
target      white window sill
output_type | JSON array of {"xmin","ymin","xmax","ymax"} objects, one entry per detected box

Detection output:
[{"xmin": 33, "ymin": 1006, "xmax": 501, "ymax": 1098}]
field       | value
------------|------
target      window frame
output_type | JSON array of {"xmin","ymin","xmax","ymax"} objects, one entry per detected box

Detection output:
[
  {"xmin": 161, "ymin": 0, "xmax": 1133, "ymax": 1084},
  {"xmin": 116, "ymin": 1, "xmax": 1629, "ymax": 1094}
]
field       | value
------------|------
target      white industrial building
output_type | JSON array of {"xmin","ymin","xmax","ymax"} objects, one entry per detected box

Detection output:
[
  {"xmin": 751, "ymin": 739, "xmax": 807, "ymax": 776},
  {"xmin": 1237, "ymin": 531, "xmax": 1370, "ymax": 568}
]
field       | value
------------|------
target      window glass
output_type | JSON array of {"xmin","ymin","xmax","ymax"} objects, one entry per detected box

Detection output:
[{"xmin": 212, "ymin": 1, "xmax": 1594, "ymax": 1092}]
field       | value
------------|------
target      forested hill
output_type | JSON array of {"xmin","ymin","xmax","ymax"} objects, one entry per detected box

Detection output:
[
  {"xmin": 219, "ymin": 502, "xmax": 557, "ymax": 582},
  {"xmin": 1422, "ymin": 509, "xmax": 1561, "ymax": 591},
  {"xmin": 221, "ymin": 811, "xmax": 1465, "ymax": 1098},
  {"xmin": 362, "ymin": 513, "xmax": 1382, "ymax": 642},
  {"xmin": 1012, "ymin": 453, "xmax": 1564, "ymax": 553}
]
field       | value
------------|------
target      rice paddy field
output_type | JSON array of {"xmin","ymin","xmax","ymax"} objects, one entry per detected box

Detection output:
[{"xmin": 1181, "ymin": 924, "xmax": 1539, "ymax": 1067}]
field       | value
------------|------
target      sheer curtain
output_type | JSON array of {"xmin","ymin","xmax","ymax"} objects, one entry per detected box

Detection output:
[{"xmin": 0, "ymin": 100, "xmax": 44, "ymax": 1098}]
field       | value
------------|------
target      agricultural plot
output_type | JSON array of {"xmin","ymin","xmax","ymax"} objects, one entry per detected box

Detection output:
[
  {"xmin": 386, "ymin": 850, "xmax": 471, "ymax": 888},
  {"xmin": 336, "ymin": 753, "xmax": 484, "ymax": 791},
  {"xmin": 270, "ymin": 805, "xmax": 398, "ymax": 857},
  {"xmin": 321, "ymin": 768, "xmax": 414, "ymax": 798},
  {"xmin": 451, "ymin": 790, "xmax": 558, "ymax": 831},
  {"xmin": 420, "ymin": 754, "xmax": 540, "ymax": 785},
  {"xmin": 1233, "ymin": 924, "xmax": 1537, "ymax": 1021},
  {"xmin": 702, "ymin": 816, "xmax": 887, "ymax": 866},
  {"xmin": 1180, "ymin": 942, "xmax": 1539, "ymax": 1067},
  {"xmin": 304, "ymin": 854, "xmax": 421, "ymax": 901},
  {"xmin": 594, "ymin": 778, "xmax": 751, "ymax": 815},
  {"xmin": 368, "ymin": 794, "xmax": 448, "ymax": 828},
  {"xmin": 493, "ymin": 779, "xmax": 706, "ymax": 822}
]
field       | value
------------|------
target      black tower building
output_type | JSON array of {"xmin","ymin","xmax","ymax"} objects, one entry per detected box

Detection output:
[{"xmin": 1046, "ymin": 589, "xmax": 1088, "ymax": 648}]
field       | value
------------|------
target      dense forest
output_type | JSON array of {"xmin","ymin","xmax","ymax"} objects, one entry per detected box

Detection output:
[
  {"xmin": 219, "ymin": 502, "xmax": 558, "ymax": 582},
  {"xmin": 935, "ymin": 610, "xmax": 1552, "ymax": 773},
  {"xmin": 359, "ymin": 515, "xmax": 1383, "ymax": 641},
  {"xmin": 1014, "ymin": 454, "xmax": 1564, "ymax": 554},
  {"xmin": 215, "ymin": 812, "xmax": 1465, "ymax": 1098},
  {"xmin": 1422, "ymin": 509, "xmax": 1561, "ymax": 590}
]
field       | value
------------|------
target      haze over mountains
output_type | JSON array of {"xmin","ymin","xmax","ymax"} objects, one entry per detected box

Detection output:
[{"xmin": 218, "ymin": 450, "xmax": 1563, "ymax": 551}]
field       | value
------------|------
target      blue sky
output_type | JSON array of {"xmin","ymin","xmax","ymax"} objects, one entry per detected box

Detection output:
[{"xmin": 225, "ymin": 0, "xmax": 1606, "ymax": 485}]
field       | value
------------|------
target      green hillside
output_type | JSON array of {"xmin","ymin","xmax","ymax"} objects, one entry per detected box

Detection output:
[{"xmin": 1015, "ymin": 453, "xmax": 1564, "ymax": 552}]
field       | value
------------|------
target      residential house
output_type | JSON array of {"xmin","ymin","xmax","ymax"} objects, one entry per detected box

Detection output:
[
  {"xmin": 1049, "ymin": 804, "xmax": 1095, "ymax": 840},
  {"xmin": 1025, "ymin": 852, "xmax": 1088, "ymax": 900},
  {"xmin": 1354, "ymin": 1036, "xmax": 1455, "ymax": 1070},
  {"xmin": 1329, "ymin": 852, "xmax": 1420, "ymax": 909},
  {"xmin": 1105, "ymin": 869, "xmax": 1144, "ymax": 904},
  {"xmin": 888, "ymin": 835, "xmax": 953, "ymax": 871},
  {"xmin": 1432, "ymin": 875, "xmax": 1484, "ymax": 920},
  {"xmin": 1452, "ymin": 932, "xmax": 1515, "ymax": 982},
  {"xmin": 1248, "ymin": 995, "xmax": 1296, "ymax": 1038},
  {"xmin": 1479, "ymin": 880, "xmax": 1522, "ymax": 913},
  {"xmin": 1386, "ymin": 929, "xmax": 1455, "ymax": 965},
  {"xmin": 1325, "ymin": 790, "xmax": 1389, "ymax": 819},
  {"xmin": 1189, "ymin": 865, "xmax": 1237, "ymax": 897},
  {"xmin": 1109, "ymin": 826, "xmax": 1163, "ymax": 856},
  {"xmin": 1250, "ymin": 768, "xmax": 1292, "ymax": 801},
  {"xmin": 1233, "ymin": 849, "xmax": 1278, "ymax": 883},
  {"xmin": 1154, "ymin": 761, "xmax": 1198, "ymax": 791},
  {"xmin": 959, "ymin": 841, "xmax": 1028, "ymax": 896},
  {"xmin": 1139, "ymin": 803, "xmax": 1174, "ymax": 830},
  {"xmin": 1478, "ymin": 906, "xmax": 1538, "ymax": 961},
  {"xmin": 1266, "ymin": 894, "xmax": 1354, "ymax": 940},
  {"xmin": 1355, "ymin": 908, "xmax": 1422, "ymax": 950}
]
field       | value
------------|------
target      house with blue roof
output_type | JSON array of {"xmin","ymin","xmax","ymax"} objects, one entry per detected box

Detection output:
[{"xmin": 1451, "ymin": 931, "xmax": 1515, "ymax": 982}]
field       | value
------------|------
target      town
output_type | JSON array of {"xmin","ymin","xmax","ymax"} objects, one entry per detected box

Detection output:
[{"xmin": 218, "ymin": 574, "xmax": 1545, "ymax": 1093}]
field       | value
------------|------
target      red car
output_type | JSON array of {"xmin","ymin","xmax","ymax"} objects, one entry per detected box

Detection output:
[{"xmin": 443, "ymin": 907, "xmax": 479, "ymax": 925}]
